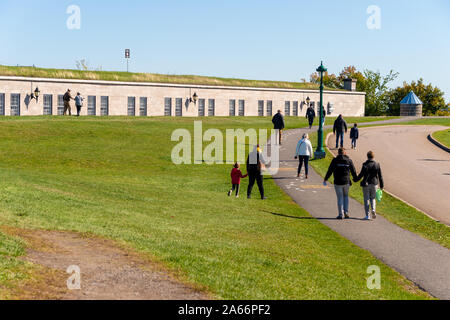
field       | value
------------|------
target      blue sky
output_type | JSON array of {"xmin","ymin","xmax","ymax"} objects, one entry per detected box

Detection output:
[{"xmin": 0, "ymin": 0, "xmax": 449, "ymax": 100}]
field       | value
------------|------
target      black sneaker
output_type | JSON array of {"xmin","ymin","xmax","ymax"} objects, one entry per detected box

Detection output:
[
  {"xmin": 261, "ymin": 197, "xmax": 267, "ymax": 200},
  {"xmin": 337, "ymin": 216, "xmax": 343, "ymax": 220},
  {"xmin": 344, "ymin": 213, "xmax": 350, "ymax": 219}
]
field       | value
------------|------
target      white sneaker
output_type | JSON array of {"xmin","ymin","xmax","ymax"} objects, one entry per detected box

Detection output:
[
  {"xmin": 372, "ymin": 212, "xmax": 377, "ymax": 219},
  {"xmin": 364, "ymin": 216, "xmax": 371, "ymax": 221}
]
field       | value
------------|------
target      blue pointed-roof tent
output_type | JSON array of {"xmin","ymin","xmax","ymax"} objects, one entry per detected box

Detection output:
[{"xmin": 400, "ymin": 91, "xmax": 423, "ymax": 116}]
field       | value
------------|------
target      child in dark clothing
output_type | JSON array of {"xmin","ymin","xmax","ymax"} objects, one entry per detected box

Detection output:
[
  {"xmin": 350, "ymin": 124, "xmax": 359, "ymax": 149},
  {"xmin": 228, "ymin": 163, "xmax": 248, "ymax": 198}
]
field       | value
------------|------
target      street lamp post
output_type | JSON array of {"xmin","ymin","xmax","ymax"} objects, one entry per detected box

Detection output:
[{"xmin": 314, "ymin": 61, "xmax": 327, "ymax": 159}]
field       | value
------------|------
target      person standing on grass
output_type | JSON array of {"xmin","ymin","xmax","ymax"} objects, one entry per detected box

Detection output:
[
  {"xmin": 333, "ymin": 114, "xmax": 348, "ymax": 149},
  {"xmin": 324, "ymin": 147, "xmax": 358, "ymax": 220},
  {"xmin": 294, "ymin": 133, "xmax": 313, "ymax": 179},
  {"xmin": 74, "ymin": 92, "xmax": 84, "ymax": 117},
  {"xmin": 355, "ymin": 151, "xmax": 384, "ymax": 220},
  {"xmin": 228, "ymin": 163, "xmax": 248, "ymax": 198},
  {"xmin": 272, "ymin": 110, "xmax": 285, "ymax": 145},
  {"xmin": 350, "ymin": 123, "xmax": 359, "ymax": 149},
  {"xmin": 63, "ymin": 89, "xmax": 74, "ymax": 116},
  {"xmin": 247, "ymin": 145, "xmax": 267, "ymax": 200},
  {"xmin": 306, "ymin": 105, "xmax": 316, "ymax": 129}
]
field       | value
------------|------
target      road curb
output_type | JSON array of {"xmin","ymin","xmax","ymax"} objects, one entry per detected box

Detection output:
[{"xmin": 428, "ymin": 133, "xmax": 450, "ymax": 153}]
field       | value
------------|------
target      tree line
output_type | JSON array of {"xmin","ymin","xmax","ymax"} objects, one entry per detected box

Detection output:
[{"xmin": 309, "ymin": 66, "xmax": 449, "ymax": 116}]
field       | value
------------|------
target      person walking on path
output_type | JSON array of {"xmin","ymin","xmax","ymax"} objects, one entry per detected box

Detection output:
[
  {"xmin": 228, "ymin": 163, "xmax": 248, "ymax": 198},
  {"xmin": 74, "ymin": 92, "xmax": 84, "ymax": 117},
  {"xmin": 306, "ymin": 106, "xmax": 316, "ymax": 129},
  {"xmin": 247, "ymin": 145, "xmax": 267, "ymax": 200},
  {"xmin": 324, "ymin": 147, "xmax": 358, "ymax": 220},
  {"xmin": 333, "ymin": 115, "xmax": 348, "ymax": 149},
  {"xmin": 355, "ymin": 151, "xmax": 384, "ymax": 220},
  {"xmin": 63, "ymin": 89, "xmax": 74, "ymax": 116},
  {"xmin": 294, "ymin": 133, "xmax": 313, "ymax": 179},
  {"xmin": 272, "ymin": 110, "xmax": 285, "ymax": 145},
  {"xmin": 350, "ymin": 123, "xmax": 359, "ymax": 149}
]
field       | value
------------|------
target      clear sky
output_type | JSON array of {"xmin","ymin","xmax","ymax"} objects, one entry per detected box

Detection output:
[{"xmin": 0, "ymin": 0, "xmax": 449, "ymax": 100}]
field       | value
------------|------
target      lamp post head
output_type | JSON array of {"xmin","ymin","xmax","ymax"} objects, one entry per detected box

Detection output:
[
  {"xmin": 316, "ymin": 61, "xmax": 327, "ymax": 74},
  {"xmin": 34, "ymin": 87, "xmax": 40, "ymax": 98}
]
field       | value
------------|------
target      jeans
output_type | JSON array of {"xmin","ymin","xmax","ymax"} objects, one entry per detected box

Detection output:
[
  {"xmin": 363, "ymin": 184, "xmax": 378, "ymax": 217},
  {"xmin": 247, "ymin": 171, "xmax": 264, "ymax": 199},
  {"xmin": 334, "ymin": 185, "xmax": 350, "ymax": 217},
  {"xmin": 76, "ymin": 105, "xmax": 82, "ymax": 117},
  {"xmin": 308, "ymin": 118, "xmax": 314, "ymax": 128},
  {"xmin": 336, "ymin": 132, "xmax": 344, "ymax": 148},
  {"xmin": 351, "ymin": 138, "xmax": 357, "ymax": 148},
  {"xmin": 297, "ymin": 156, "xmax": 310, "ymax": 176}
]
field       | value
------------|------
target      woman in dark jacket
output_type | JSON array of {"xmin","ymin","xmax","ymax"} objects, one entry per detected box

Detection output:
[
  {"xmin": 324, "ymin": 148, "xmax": 358, "ymax": 219},
  {"xmin": 355, "ymin": 151, "xmax": 384, "ymax": 220}
]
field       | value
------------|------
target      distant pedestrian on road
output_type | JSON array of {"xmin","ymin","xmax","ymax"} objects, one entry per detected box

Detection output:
[
  {"xmin": 75, "ymin": 92, "xmax": 84, "ymax": 117},
  {"xmin": 228, "ymin": 162, "xmax": 248, "ymax": 198},
  {"xmin": 63, "ymin": 89, "xmax": 74, "ymax": 116},
  {"xmin": 247, "ymin": 145, "xmax": 267, "ymax": 200},
  {"xmin": 355, "ymin": 151, "xmax": 384, "ymax": 220},
  {"xmin": 272, "ymin": 110, "xmax": 285, "ymax": 145},
  {"xmin": 294, "ymin": 133, "xmax": 313, "ymax": 179},
  {"xmin": 350, "ymin": 123, "xmax": 359, "ymax": 149},
  {"xmin": 324, "ymin": 147, "xmax": 358, "ymax": 220},
  {"xmin": 333, "ymin": 114, "xmax": 348, "ymax": 148},
  {"xmin": 306, "ymin": 106, "xmax": 316, "ymax": 129}
]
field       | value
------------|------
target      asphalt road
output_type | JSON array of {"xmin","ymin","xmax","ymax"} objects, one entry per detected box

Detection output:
[
  {"xmin": 273, "ymin": 126, "xmax": 450, "ymax": 299},
  {"xmin": 327, "ymin": 125, "xmax": 450, "ymax": 225}
]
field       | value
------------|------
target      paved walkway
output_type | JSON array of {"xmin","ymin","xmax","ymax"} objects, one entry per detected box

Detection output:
[
  {"xmin": 272, "ymin": 124, "xmax": 450, "ymax": 299},
  {"xmin": 327, "ymin": 125, "xmax": 450, "ymax": 225}
]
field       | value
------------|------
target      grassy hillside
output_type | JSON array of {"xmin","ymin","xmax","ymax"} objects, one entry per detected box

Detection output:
[
  {"xmin": 0, "ymin": 65, "xmax": 344, "ymax": 91},
  {"xmin": 0, "ymin": 116, "xmax": 429, "ymax": 299}
]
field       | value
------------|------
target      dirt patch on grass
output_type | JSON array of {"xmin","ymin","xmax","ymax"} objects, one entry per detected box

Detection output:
[{"xmin": 2, "ymin": 227, "xmax": 208, "ymax": 300}]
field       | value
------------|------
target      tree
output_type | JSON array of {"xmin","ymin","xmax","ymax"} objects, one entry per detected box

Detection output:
[
  {"xmin": 76, "ymin": 59, "xmax": 89, "ymax": 71},
  {"xmin": 387, "ymin": 79, "xmax": 446, "ymax": 116},
  {"xmin": 309, "ymin": 71, "xmax": 341, "ymax": 89},
  {"xmin": 363, "ymin": 70, "xmax": 399, "ymax": 116},
  {"xmin": 338, "ymin": 66, "xmax": 367, "ymax": 92}
]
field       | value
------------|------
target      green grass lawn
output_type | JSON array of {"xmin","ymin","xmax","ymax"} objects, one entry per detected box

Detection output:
[
  {"xmin": 308, "ymin": 120, "xmax": 449, "ymax": 249},
  {"xmin": 0, "ymin": 65, "xmax": 341, "ymax": 91},
  {"xmin": 432, "ymin": 129, "xmax": 450, "ymax": 148},
  {"xmin": 0, "ymin": 116, "xmax": 430, "ymax": 300}
]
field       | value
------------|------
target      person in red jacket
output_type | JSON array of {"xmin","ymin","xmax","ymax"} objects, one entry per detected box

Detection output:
[{"xmin": 228, "ymin": 163, "xmax": 248, "ymax": 198}]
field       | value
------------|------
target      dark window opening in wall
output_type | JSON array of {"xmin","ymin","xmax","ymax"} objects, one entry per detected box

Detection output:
[
  {"xmin": 175, "ymin": 98, "xmax": 183, "ymax": 117},
  {"xmin": 101, "ymin": 96, "xmax": 109, "ymax": 116},
  {"xmin": 258, "ymin": 100, "xmax": 264, "ymax": 117},
  {"xmin": 43, "ymin": 94, "xmax": 53, "ymax": 115},
  {"xmin": 267, "ymin": 100, "xmax": 273, "ymax": 116},
  {"xmin": 285, "ymin": 101, "xmax": 290, "ymax": 116},
  {"xmin": 139, "ymin": 97, "xmax": 147, "ymax": 116},
  {"xmin": 127, "ymin": 97, "xmax": 136, "ymax": 116},
  {"xmin": 57, "ymin": 95, "xmax": 64, "ymax": 115},
  {"xmin": 208, "ymin": 99, "xmax": 215, "ymax": 116},
  {"xmin": 198, "ymin": 99, "xmax": 205, "ymax": 116},
  {"xmin": 238, "ymin": 100, "xmax": 245, "ymax": 116},
  {"xmin": 164, "ymin": 98, "xmax": 172, "ymax": 116},
  {"xmin": 293, "ymin": 101, "xmax": 298, "ymax": 116},
  {"xmin": 0, "ymin": 93, "xmax": 5, "ymax": 116},
  {"xmin": 88, "ymin": 96, "xmax": 97, "ymax": 116},
  {"xmin": 10, "ymin": 94, "xmax": 20, "ymax": 116},
  {"xmin": 229, "ymin": 100, "xmax": 236, "ymax": 116}
]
